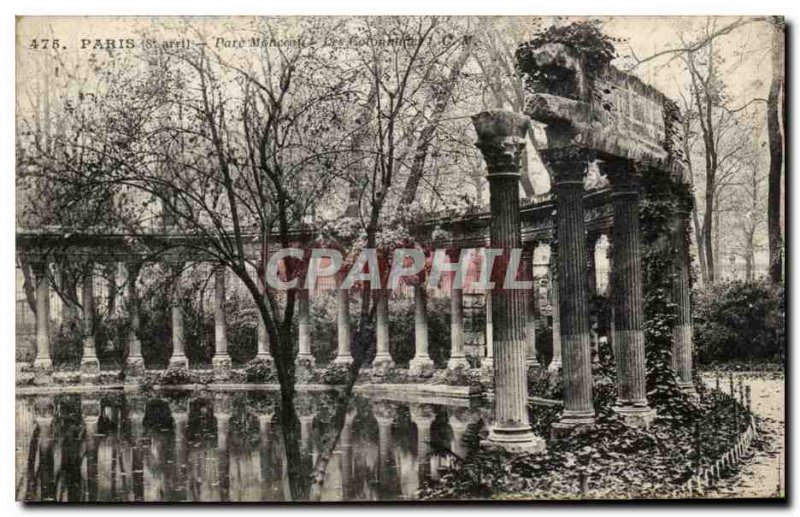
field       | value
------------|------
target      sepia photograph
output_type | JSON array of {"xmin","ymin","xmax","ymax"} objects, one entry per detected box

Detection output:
[{"xmin": 13, "ymin": 14, "xmax": 786, "ymax": 503}]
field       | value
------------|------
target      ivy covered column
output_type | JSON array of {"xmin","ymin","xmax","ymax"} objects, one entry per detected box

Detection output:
[
  {"xmin": 473, "ymin": 110, "xmax": 544, "ymax": 453},
  {"xmin": 604, "ymin": 161, "xmax": 656, "ymax": 426},
  {"xmin": 542, "ymin": 148, "xmax": 595, "ymax": 433},
  {"xmin": 672, "ymin": 203, "xmax": 696, "ymax": 394}
]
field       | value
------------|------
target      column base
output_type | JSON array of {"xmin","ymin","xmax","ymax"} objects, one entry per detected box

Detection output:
[
  {"xmin": 612, "ymin": 405, "xmax": 656, "ymax": 428},
  {"xmin": 526, "ymin": 358, "xmax": 541, "ymax": 371},
  {"xmin": 677, "ymin": 381, "xmax": 697, "ymax": 396},
  {"xmin": 482, "ymin": 424, "xmax": 546, "ymax": 454},
  {"xmin": 332, "ymin": 354, "xmax": 354, "ymax": 366},
  {"xmin": 372, "ymin": 355, "xmax": 395, "ymax": 372},
  {"xmin": 168, "ymin": 355, "xmax": 189, "ymax": 369},
  {"xmin": 551, "ymin": 410, "xmax": 595, "ymax": 438},
  {"xmin": 126, "ymin": 356, "xmax": 145, "ymax": 375},
  {"xmin": 447, "ymin": 356, "xmax": 469, "ymax": 370},
  {"xmin": 33, "ymin": 357, "xmax": 53, "ymax": 371},
  {"xmin": 80, "ymin": 357, "xmax": 100, "ymax": 374},
  {"xmin": 408, "ymin": 356, "xmax": 435, "ymax": 377},
  {"xmin": 212, "ymin": 354, "xmax": 232, "ymax": 369},
  {"xmin": 254, "ymin": 353, "xmax": 274, "ymax": 363},
  {"xmin": 547, "ymin": 359, "xmax": 562, "ymax": 372}
]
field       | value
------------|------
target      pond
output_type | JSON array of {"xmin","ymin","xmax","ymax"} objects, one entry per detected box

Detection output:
[{"xmin": 16, "ymin": 390, "xmax": 491, "ymax": 502}]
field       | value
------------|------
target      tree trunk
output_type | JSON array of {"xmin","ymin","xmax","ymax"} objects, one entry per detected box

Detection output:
[{"xmin": 767, "ymin": 17, "xmax": 785, "ymax": 284}]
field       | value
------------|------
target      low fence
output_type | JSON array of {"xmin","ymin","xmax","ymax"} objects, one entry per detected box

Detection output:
[{"xmin": 674, "ymin": 374, "xmax": 758, "ymax": 498}]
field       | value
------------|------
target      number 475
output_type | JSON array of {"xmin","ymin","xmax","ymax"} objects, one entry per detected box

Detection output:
[{"xmin": 29, "ymin": 39, "xmax": 61, "ymax": 50}]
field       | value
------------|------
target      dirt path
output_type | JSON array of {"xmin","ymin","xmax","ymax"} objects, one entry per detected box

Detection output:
[{"xmin": 702, "ymin": 372, "xmax": 785, "ymax": 499}]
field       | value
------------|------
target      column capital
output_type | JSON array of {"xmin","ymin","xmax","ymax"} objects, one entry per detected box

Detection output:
[
  {"xmin": 472, "ymin": 110, "xmax": 529, "ymax": 175},
  {"xmin": 540, "ymin": 147, "xmax": 593, "ymax": 184}
]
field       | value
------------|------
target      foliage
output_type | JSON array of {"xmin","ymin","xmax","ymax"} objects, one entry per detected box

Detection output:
[
  {"xmin": 516, "ymin": 20, "xmax": 619, "ymax": 98},
  {"xmin": 244, "ymin": 358, "xmax": 277, "ymax": 384},
  {"xmin": 157, "ymin": 367, "xmax": 193, "ymax": 386},
  {"xmin": 51, "ymin": 320, "xmax": 83, "ymax": 367},
  {"xmin": 420, "ymin": 382, "xmax": 754, "ymax": 500},
  {"xmin": 694, "ymin": 280, "xmax": 785, "ymax": 364}
]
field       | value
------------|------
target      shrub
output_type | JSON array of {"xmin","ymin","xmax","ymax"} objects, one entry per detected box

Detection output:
[
  {"xmin": 694, "ymin": 280, "xmax": 785, "ymax": 364},
  {"xmin": 158, "ymin": 367, "xmax": 192, "ymax": 386},
  {"xmin": 244, "ymin": 358, "xmax": 277, "ymax": 383}
]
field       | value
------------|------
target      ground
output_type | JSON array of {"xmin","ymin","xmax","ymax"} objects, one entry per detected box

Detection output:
[{"xmin": 703, "ymin": 371, "xmax": 785, "ymax": 498}]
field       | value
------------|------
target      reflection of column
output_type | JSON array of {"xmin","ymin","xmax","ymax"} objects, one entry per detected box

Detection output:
[
  {"xmin": 296, "ymin": 289, "xmax": 314, "ymax": 365},
  {"xmin": 672, "ymin": 206, "xmax": 696, "ymax": 394},
  {"xmin": 172, "ymin": 403, "xmax": 189, "ymax": 501},
  {"xmin": 448, "ymin": 411, "xmax": 468, "ymax": 459},
  {"xmin": 83, "ymin": 398, "xmax": 101, "ymax": 502},
  {"xmin": 544, "ymin": 149, "xmax": 595, "ymax": 432},
  {"xmin": 212, "ymin": 267, "xmax": 231, "ymax": 370},
  {"xmin": 338, "ymin": 409, "xmax": 356, "ymax": 501},
  {"xmin": 215, "ymin": 401, "xmax": 231, "ymax": 502},
  {"xmin": 523, "ymin": 244, "xmax": 539, "ymax": 369},
  {"xmin": 299, "ymin": 413, "xmax": 315, "ymax": 453},
  {"xmin": 372, "ymin": 403, "xmax": 397, "ymax": 496},
  {"xmin": 169, "ymin": 265, "xmax": 188, "ymax": 369},
  {"xmin": 373, "ymin": 289, "xmax": 394, "ymax": 369},
  {"xmin": 81, "ymin": 265, "xmax": 100, "ymax": 377},
  {"xmin": 333, "ymin": 288, "xmax": 353, "ymax": 365},
  {"xmin": 605, "ymin": 164, "xmax": 656, "ymax": 426},
  {"xmin": 32, "ymin": 262, "xmax": 52, "ymax": 370},
  {"xmin": 447, "ymin": 285, "xmax": 468, "ymax": 369},
  {"xmin": 548, "ymin": 269, "xmax": 562, "ymax": 371},
  {"xmin": 35, "ymin": 398, "xmax": 55, "ymax": 501},
  {"xmin": 129, "ymin": 400, "xmax": 145, "ymax": 502},
  {"xmin": 409, "ymin": 285, "xmax": 434, "ymax": 375},
  {"xmin": 126, "ymin": 263, "xmax": 145, "ymax": 372},
  {"xmin": 473, "ymin": 110, "xmax": 544, "ymax": 452},
  {"xmin": 409, "ymin": 405, "xmax": 434, "ymax": 483}
]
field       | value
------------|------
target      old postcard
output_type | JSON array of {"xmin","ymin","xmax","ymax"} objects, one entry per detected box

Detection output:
[{"xmin": 15, "ymin": 15, "xmax": 785, "ymax": 502}]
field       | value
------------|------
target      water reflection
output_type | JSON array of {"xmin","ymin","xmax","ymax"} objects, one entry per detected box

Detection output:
[{"xmin": 16, "ymin": 391, "xmax": 487, "ymax": 502}]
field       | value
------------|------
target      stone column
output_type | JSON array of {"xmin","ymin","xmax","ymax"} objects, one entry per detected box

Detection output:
[
  {"xmin": 32, "ymin": 261, "xmax": 52, "ymax": 371},
  {"xmin": 447, "ymin": 284, "xmax": 469, "ymax": 369},
  {"xmin": 472, "ymin": 110, "xmax": 544, "ymax": 453},
  {"xmin": 126, "ymin": 263, "xmax": 145, "ymax": 373},
  {"xmin": 169, "ymin": 265, "xmax": 188, "ymax": 369},
  {"xmin": 483, "ymin": 290, "xmax": 494, "ymax": 368},
  {"xmin": 409, "ymin": 285, "xmax": 434, "ymax": 375},
  {"xmin": 372, "ymin": 289, "xmax": 394, "ymax": 369},
  {"xmin": 548, "ymin": 268, "xmax": 563, "ymax": 371},
  {"xmin": 333, "ymin": 287, "xmax": 353, "ymax": 365},
  {"xmin": 296, "ymin": 289, "xmax": 314, "ymax": 365},
  {"xmin": 587, "ymin": 235, "xmax": 600, "ymax": 365},
  {"xmin": 212, "ymin": 267, "xmax": 231, "ymax": 370},
  {"xmin": 543, "ymin": 148, "xmax": 595, "ymax": 432},
  {"xmin": 256, "ymin": 317, "xmax": 273, "ymax": 361},
  {"xmin": 80, "ymin": 264, "xmax": 100, "ymax": 378},
  {"xmin": 672, "ymin": 205, "xmax": 696, "ymax": 394},
  {"xmin": 523, "ymin": 244, "xmax": 539, "ymax": 369},
  {"xmin": 605, "ymin": 163, "xmax": 655, "ymax": 426}
]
